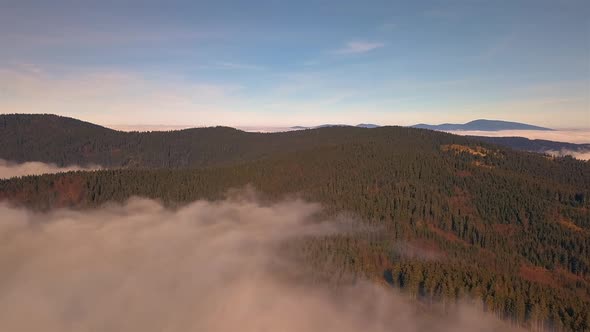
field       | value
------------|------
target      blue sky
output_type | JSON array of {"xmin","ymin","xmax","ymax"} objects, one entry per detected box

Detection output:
[{"xmin": 0, "ymin": 0, "xmax": 588, "ymax": 127}]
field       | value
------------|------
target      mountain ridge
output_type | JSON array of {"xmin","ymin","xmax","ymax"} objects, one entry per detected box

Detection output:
[
  {"xmin": 1, "ymin": 114, "xmax": 585, "ymax": 169},
  {"xmin": 290, "ymin": 123, "xmax": 381, "ymax": 129},
  {"xmin": 412, "ymin": 119, "xmax": 553, "ymax": 131}
]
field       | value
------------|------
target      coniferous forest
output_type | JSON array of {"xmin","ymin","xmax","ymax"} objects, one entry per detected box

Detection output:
[{"xmin": 1, "ymin": 114, "xmax": 589, "ymax": 331}]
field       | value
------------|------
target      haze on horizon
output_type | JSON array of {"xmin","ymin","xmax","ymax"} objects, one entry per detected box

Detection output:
[{"xmin": 1, "ymin": 0, "xmax": 589, "ymax": 128}]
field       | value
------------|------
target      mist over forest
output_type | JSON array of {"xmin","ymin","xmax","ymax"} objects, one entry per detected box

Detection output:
[
  {"xmin": 1, "ymin": 115, "xmax": 589, "ymax": 331},
  {"xmin": 1, "ymin": 0, "xmax": 589, "ymax": 330},
  {"xmin": 0, "ymin": 194, "xmax": 525, "ymax": 332}
]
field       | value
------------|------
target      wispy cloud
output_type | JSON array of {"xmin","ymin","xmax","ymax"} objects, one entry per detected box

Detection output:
[
  {"xmin": 477, "ymin": 33, "xmax": 519, "ymax": 61},
  {"xmin": 215, "ymin": 61, "xmax": 264, "ymax": 70},
  {"xmin": 3, "ymin": 26, "xmax": 216, "ymax": 49},
  {"xmin": 335, "ymin": 41, "xmax": 385, "ymax": 54},
  {"xmin": 379, "ymin": 22, "xmax": 397, "ymax": 31},
  {"xmin": 423, "ymin": 8, "xmax": 459, "ymax": 19},
  {"xmin": 302, "ymin": 59, "xmax": 321, "ymax": 66},
  {"xmin": 193, "ymin": 61, "xmax": 265, "ymax": 71}
]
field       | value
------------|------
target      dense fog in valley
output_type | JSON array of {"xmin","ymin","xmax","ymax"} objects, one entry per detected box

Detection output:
[
  {"xmin": 443, "ymin": 130, "xmax": 590, "ymax": 160},
  {"xmin": 443, "ymin": 129, "xmax": 590, "ymax": 144},
  {"xmin": 0, "ymin": 159, "xmax": 100, "ymax": 179},
  {"xmin": 0, "ymin": 193, "xmax": 522, "ymax": 332}
]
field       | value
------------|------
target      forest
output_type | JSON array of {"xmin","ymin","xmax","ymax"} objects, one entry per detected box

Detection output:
[
  {"xmin": 2, "ymin": 114, "xmax": 586, "ymax": 168},
  {"xmin": 1, "ymin": 114, "xmax": 589, "ymax": 331}
]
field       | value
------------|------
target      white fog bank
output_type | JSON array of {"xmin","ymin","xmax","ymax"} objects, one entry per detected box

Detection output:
[
  {"xmin": 544, "ymin": 149, "xmax": 590, "ymax": 160},
  {"xmin": 0, "ymin": 195, "xmax": 522, "ymax": 332},
  {"xmin": 445, "ymin": 129, "xmax": 590, "ymax": 144},
  {"xmin": 0, "ymin": 159, "xmax": 101, "ymax": 179}
]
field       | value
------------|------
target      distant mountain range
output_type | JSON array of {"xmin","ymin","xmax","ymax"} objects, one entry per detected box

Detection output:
[
  {"xmin": 291, "ymin": 123, "xmax": 380, "ymax": 130},
  {"xmin": 287, "ymin": 121, "xmax": 588, "ymax": 158},
  {"xmin": 412, "ymin": 119, "xmax": 553, "ymax": 131},
  {"xmin": 292, "ymin": 120, "xmax": 553, "ymax": 132},
  {"xmin": 355, "ymin": 123, "xmax": 380, "ymax": 128}
]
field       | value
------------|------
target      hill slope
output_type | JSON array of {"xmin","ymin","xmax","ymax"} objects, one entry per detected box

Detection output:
[
  {"xmin": 0, "ymin": 114, "xmax": 382, "ymax": 168},
  {"xmin": 0, "ymin": 114, "xmax": 577, "ymax": 168},
  {"xmin": 1, "ymin": 115, "xmax": 589, "ymax": 330}
]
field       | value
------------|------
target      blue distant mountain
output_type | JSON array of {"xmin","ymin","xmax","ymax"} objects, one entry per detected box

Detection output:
[
  {"xmin": 412, "ymin": 119, "xmax": 553, "ymax": 131},
  {"xmin": 290, "ymin": 123, "xmax": 381, "ymax": 130},
  {"xmin": 356, "ymin": 123, "xmax": 380, "ymax": 128},
  {"xmin": 315, "ymin": 124, "xmax": 348, "ymax": 128}
]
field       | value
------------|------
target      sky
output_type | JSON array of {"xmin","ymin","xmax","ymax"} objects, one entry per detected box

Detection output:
[{"xmin": 0, "ymin": 0, "xmax": 589, "ymax": 128}]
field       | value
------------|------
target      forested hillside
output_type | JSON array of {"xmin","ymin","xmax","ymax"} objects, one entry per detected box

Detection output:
[
  {"xmin": 1, "ymin": 117, "xmax": 589, "ymax": 331},
  {"xmin": 0, "ymin": 114, "xmax": 388, "ymax": 168},
  {"xmin": 1, "ymin": 114, "xmax": 585, "ymax": 167}
]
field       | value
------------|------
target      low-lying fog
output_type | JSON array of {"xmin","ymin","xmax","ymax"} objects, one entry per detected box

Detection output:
[
  {"xmin": 0, "ymin": 159, "xmax": 100, "ymax": 179},
  {"xmin": 544, "ymin": 149, "xmax": 590, "ymax": 160},
  {"xmin": 444, "ymin": 129, "xmax": 590, "ymax": 144},
  {"xmin": 445, "ymin": 129, "xmax": 590, "ymax": 160},
  {"xmin": 0, "ymin": 193, "xmax": 521, "ymax": 332}
]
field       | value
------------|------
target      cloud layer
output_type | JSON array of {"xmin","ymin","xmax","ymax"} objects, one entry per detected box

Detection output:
[
  {"xmin": 545, "ymin": 149, "xmax": 590, "ymax": 161},
  {"xmin": 335, "ymin": 41, "xmax": 385, "ymax": 54},
  {"xmin": 0, "ymin": 195, "xmax": 521, "ymax": 332},
  {"xmin": 0, "ymin": 159, "xmax": 100, "ymax": 179},
  {"xmin": 445, "ymin": 129, "xmax": 590, "ymax": 144},
  {"xmin": 443, "ymin": 129, "xmax": 590, "ymax": 160}
]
